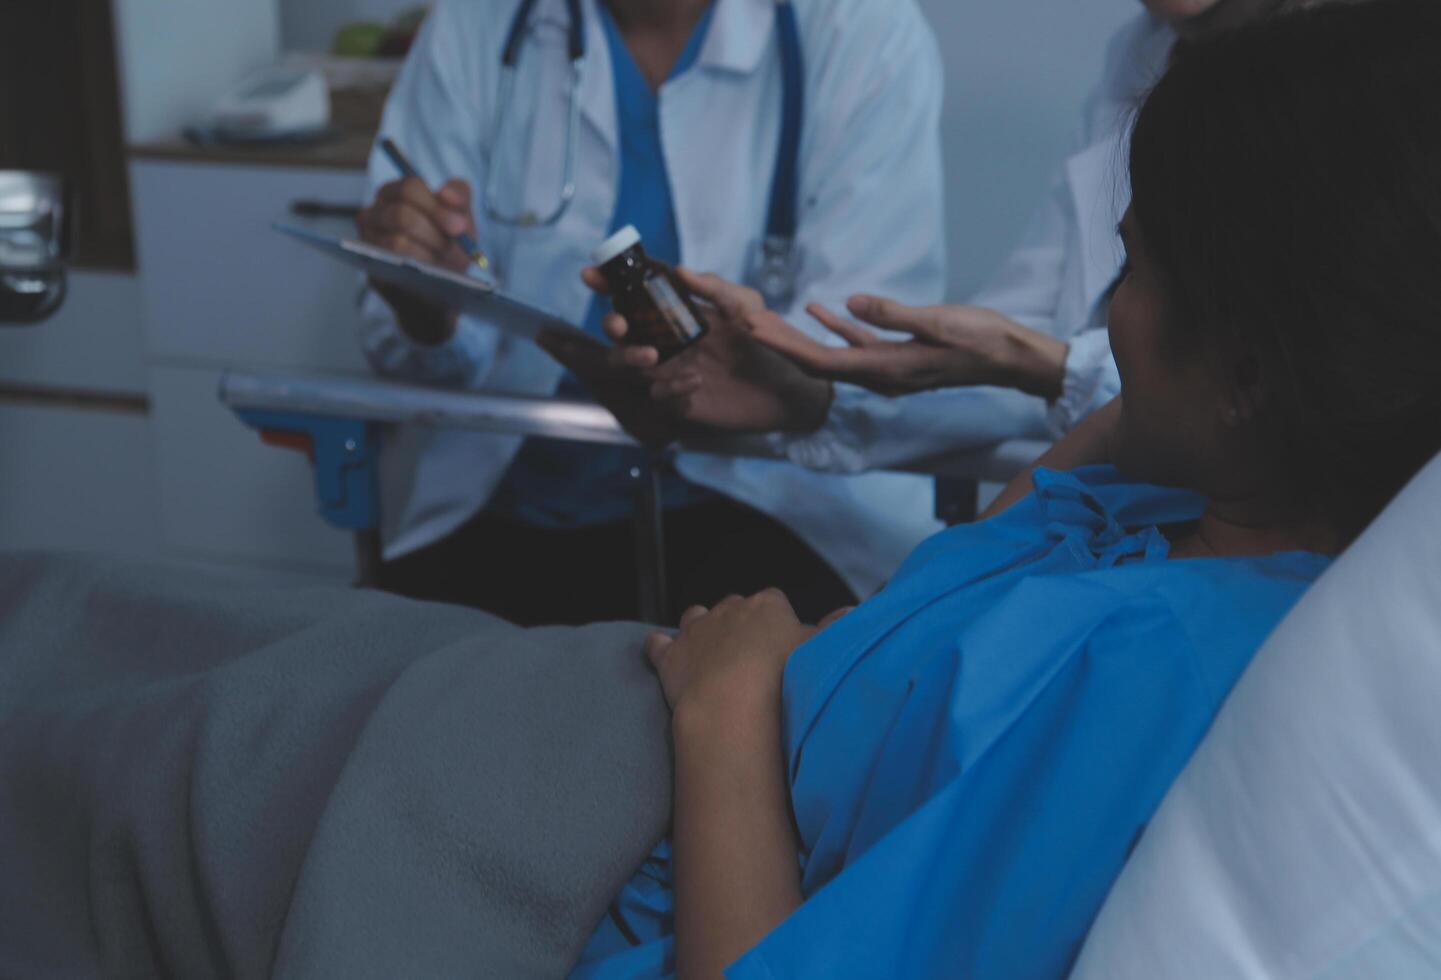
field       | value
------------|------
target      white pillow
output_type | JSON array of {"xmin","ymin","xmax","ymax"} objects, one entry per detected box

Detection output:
[{"xmin": 1071, "ymin": 451, "xmax": 1441, "ymax": 979}]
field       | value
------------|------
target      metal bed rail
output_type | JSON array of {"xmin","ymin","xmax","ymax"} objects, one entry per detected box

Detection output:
[{"xmin": 220, "ymin": 368, "xmax": 1050, "ymax": 618}]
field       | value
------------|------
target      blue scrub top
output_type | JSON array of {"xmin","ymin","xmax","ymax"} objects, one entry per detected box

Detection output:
[
  {"xmin": 571, "ymin": 466, "xmax": 1330, "ymax": 978},
  {"xmin": 488, "ymin": 3, "xmax": 717, "ymax": 528}
]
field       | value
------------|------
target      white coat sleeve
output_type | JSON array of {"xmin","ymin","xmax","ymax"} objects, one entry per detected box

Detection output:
[
  {"xmin": 781, "ymin": 13, "xmax": 1144, "ymax": 472},
  {"xmin": 769, "ymin": 3, "xmax": 1048, "ymax": 474},
  {"xmin": 971, "ymin": 171, "xmax": 1120, "ymax": 439},
  {"xmin": 357, "ymin": 1, "xmax": 501, "ymax": 389},
  {"xmin": 965, "ymin": 18, "xmax": 1149, "ymax": 439},
  {"xmin": 796, "ymin": 165, "xmax": 1080, "ymax": 472},
  {"xmin": 1049, "ymin": 325, "xmax": 1120, "ymax": 437},
  {"xmin": 781, "ymin": 2, "xmax": 948, "ymax": 325}
]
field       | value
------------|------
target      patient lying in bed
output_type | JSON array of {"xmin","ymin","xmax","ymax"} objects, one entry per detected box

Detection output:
[
  {"xmin": 4, "ymin": 3, "xmax": 1441, "ymax": 978},
  {"xmin": 580, "ymin": 4, "xmax": 1441, "ymax": 975},
  {"xmin": 577, "ymin": 465, "xmax": 1329, "ymax": 979}
]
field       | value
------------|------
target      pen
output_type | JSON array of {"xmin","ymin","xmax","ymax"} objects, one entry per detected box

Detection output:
[{"xmin": 379, "ymin": 137, "xmax": 491, "ymax": 273}]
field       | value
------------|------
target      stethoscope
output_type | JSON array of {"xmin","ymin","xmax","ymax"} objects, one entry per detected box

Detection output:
[{"xmin": 486, "ymin": 0, "xmax": 806, "ymax": 309}]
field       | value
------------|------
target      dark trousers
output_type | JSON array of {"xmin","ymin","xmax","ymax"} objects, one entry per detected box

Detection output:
[{"xmin": 377, "ymin": 497, "xmax": 857, "ymax": 626}]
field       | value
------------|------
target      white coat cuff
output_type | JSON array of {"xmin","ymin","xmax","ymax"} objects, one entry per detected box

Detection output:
[
  {"xmin": 397, "ymin": 320, "xmax": 486, "ymax": 385},
  {"xmin": 767, "ymin": 383, "xmax": 879, "ymax": 475},
  {"xmin": 1047, "ymin": 328, "xmax": 1119, "ymax": 438},
  {"xmin": 360, "ymin": 290, "xmax": 489, "ymax": 388}
]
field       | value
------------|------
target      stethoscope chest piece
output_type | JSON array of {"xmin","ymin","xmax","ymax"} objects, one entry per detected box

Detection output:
[{"xmin": 750, "ymin": 234, "xmax": 803, "ymax": 311}]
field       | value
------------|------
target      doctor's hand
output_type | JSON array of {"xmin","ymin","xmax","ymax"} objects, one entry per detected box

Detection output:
[
  {"xmin": 575, "ymin": 266, "xmax": 835, "ymax": 436},
  {"xmin": 747, "ymin": 296, "xmax": 1070, "ymax": 401},
  {"xmin": 356, "ymin": 176, "xmax": 478, "ymax": 345},
  {"xmin": 536, "ymin": 330, "xmax": 692, "ymax": 448}
]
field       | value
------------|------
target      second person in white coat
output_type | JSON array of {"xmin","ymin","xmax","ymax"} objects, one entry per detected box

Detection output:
[{"xmin": 601, "ymin": 0, "xmax": 1300, "ymax": 476}]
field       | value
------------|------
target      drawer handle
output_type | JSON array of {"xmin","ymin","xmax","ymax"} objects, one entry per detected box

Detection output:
[{"xmin": 289, "ymin": 199, "xmax": 363, "ymax": 219}]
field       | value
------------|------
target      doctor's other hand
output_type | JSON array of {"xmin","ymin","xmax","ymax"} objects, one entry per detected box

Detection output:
[
  {"xmin": 577, "ymin": 266, "xmax": 835, "ymax": 436},
  {"xmin": 356, "ymin": 176, "xmax": 478, "ymax": 346},
  {"xmin": 747, "ymin": 296, "xmax": 1070, "ymax": 401}
]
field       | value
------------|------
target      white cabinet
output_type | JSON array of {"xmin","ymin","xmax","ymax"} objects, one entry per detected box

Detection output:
[
  {"xmin": 130, "ymin": 159, "xmax": 370, "ymax": 373},
  {"xmin": 148, "ymin": 364, "xmax": 352, "ymax": 577},
  {"xmin": 0, "ymin": 273, "xmax": 149, "ymax": 394},
  {"xmin": 130, "ymin": 156, "xmax": 371, "ymax": 577},
  {"xmin": 0, "ymin": 402, "xmax": 160, "ymax": 556},
  {"xmin": 3, "ymin": 0, "xmax": 370, "ymax": 575},
  {"xmin": 0, "ymin": 159, "xmax": 371, "ymax": 577},
  {"xmin": 0, "ymin": 275, "xmax": 158, "ymax": 560}
]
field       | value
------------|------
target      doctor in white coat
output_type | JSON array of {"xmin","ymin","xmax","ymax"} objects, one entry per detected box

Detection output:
[
  {"xmin": 355, "ymin": 0, "xmax": 947, "ymax": 624},
  {"xmin": 621, "ymin": 0, "xmax": 1293, "ymax": 474}
]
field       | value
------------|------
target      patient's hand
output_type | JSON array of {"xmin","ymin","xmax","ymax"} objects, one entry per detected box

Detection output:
[
  {"xmin": 655, "ymin": 596, "xmax": 849, "ymax": 975},
  {"xmin": 749, "ymin": 295, "xmax": 1070, "ymax": 400},
  {"xmin": 644, "ymin": 589, "xmax": 819, "ymax": 716},
  {"xmin": 660, "ymin": 592, "xmax": 812, "ymax": 979}
]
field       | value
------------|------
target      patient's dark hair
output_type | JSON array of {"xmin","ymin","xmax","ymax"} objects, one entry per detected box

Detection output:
[{"xmin": 1129, "ymin": 0, "xmax": 1441, "ymax": 541}]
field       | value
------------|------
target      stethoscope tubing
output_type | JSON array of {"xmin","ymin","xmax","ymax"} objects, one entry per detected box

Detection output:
[{"xmin": 489, "ymin": 0, "xmax": 804, "ymax": 305}]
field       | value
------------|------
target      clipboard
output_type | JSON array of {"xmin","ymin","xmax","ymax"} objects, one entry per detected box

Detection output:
[{"xmin": 274, "ymin": 223, "xmax": 595, "ymax": 343}]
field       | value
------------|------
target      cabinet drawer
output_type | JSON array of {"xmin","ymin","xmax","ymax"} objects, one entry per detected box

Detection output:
[
  {"xmin": 0, "ymin": 272, "xmax": 148, "ymax": 394},
  {"xmin": 131, "ymin": 159, "xmax": 371, "ymax": 374},
  {"xmin": 0, "ymin": 401, "xmax": 159, "ymax": 555}
]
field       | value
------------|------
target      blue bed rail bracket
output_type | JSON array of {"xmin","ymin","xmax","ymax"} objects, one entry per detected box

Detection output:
[
  {"xmin": 233, "ymin": 409, "xmax": 384, "ymax": 585},
  {"xmin": 234, "ymin": 410, "xmax": 380, "ymax": 530}
]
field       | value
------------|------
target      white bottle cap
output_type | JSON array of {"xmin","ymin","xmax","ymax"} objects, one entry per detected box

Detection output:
[{"xmin": 591, "ymin": 224, "xmax": 642, "ymax": 265}]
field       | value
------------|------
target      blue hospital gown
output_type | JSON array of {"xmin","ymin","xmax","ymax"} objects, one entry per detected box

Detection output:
[{"xmin": 572, "ymin": 466, "xmax": 1329, "ymax": 978}]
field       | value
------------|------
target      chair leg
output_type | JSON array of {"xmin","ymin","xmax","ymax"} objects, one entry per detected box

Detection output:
[
  {"xmin": 935, "ymin": 477, "xmax": 980, "ymax": 526},
  {"xmin": 633, "ymin": 459, "xmax": 669, "ymax": 624},
  {"xmin": 353, "ymin": 528, "xmax": 383, "ymax": 588}
]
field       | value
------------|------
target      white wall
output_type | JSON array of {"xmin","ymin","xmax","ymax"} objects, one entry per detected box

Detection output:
[
  {"xmin": 112, "ymin": 0, "xmax": 281, "ymax": 142},
  {"xmin": 916, "ymin": 0, "xmax": 1139, "ymax": 299}
]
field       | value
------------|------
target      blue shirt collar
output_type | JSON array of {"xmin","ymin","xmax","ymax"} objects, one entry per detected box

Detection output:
[{"xmin": 597, "ymin": 0, "xmax": 719, "ymax": 96}]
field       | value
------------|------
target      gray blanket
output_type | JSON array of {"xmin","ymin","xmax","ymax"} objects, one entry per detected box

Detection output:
[{"xmin": 0, "ymin": 552, "xmax": 673, "ymax": 979}]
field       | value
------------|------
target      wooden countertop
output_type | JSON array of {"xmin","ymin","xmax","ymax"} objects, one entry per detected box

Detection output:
[{"xmin": 130, "ymin": 130, "xmax": 375, "ymax": 172}]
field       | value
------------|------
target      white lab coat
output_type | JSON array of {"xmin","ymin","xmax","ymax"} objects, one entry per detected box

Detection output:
[
  {"xmin": 778, "ymin": 12, "xmax": 1176, "ymax": 474},
  {"xmin": 361, "ymin": 0, "xmax": 948, "ymax": 598}
]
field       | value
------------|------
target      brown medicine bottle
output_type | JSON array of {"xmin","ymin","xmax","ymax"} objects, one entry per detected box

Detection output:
[{"xmin": 591, "ymin": 225, "xmax": 708, "ymax": 360}]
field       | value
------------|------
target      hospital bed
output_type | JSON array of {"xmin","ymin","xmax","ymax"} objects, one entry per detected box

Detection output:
[
  {"xmin": 215, "ymin": 372, "xmax": 1441, "ymax": 974},
  {"xmin": 218, "ymin": 368, "xmax": 1049, "ymax": 616},
  {"xmin": 1, "ymin": 438, "xmax": 1437, "ymax": 976},
  {"xmin": 1071, "ymin": 447, "xmax": 1441, "ymax": 977}
]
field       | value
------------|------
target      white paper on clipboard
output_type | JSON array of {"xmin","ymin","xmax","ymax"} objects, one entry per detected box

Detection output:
[{"xmin": 274, "ymin": 222, "xmax": 595, "ymax": 343}]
